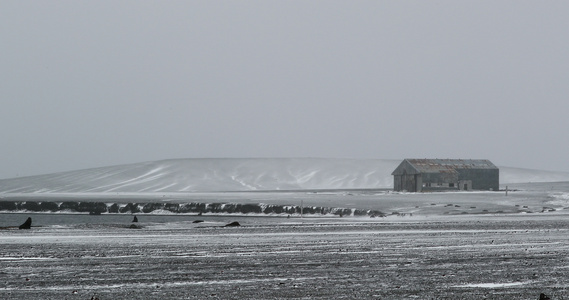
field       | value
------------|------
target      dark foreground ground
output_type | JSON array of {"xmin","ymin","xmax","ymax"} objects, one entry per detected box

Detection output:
[{"xmin": 2, "ymin": 215, "xmax": 569, "ymax": 299}]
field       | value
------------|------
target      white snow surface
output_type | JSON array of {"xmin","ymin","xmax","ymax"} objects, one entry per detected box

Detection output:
[{"xmin": 0, "ymin": 158, "xmax": 568, "ymax": 193}]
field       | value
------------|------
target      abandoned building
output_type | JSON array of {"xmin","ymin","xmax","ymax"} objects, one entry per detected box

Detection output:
[{"xmin": 392, "ymin": 159, "xmax": 499, "ymax": 192}]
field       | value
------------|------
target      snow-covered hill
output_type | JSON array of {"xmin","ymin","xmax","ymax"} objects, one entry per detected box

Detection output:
[{"xmin": 0, "ymin": 158, "xmax": 568, "ymax": 193}]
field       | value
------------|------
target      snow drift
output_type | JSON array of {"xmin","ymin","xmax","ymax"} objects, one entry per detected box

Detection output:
[{"xmin": 0, "ymin": 158, "xmax": 567, "ymax": 193}]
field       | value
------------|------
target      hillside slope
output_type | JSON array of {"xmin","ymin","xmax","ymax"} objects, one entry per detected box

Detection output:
[{"xmin": 0, "ymin": 158, "xmax": 568, "ymax": 193}]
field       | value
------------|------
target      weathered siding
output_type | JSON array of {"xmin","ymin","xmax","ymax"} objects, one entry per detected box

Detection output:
[
  {"xmin": 421, "ymin": 172, "xmax": 458, "ymax": 185},
  {"xmin": 457, "ymin": 168, "xmax": 499, "ymax": 191},
  {"xmin": 394, "ymin": 174, "xmax": 420, "ymax": 192},
  {"xmin": 394, "ymin": 175, "xmax": 402, "ymax": 191},
  {"xmin": 392, "ymin": 159, "xmax": 499, "ymax": 192}
]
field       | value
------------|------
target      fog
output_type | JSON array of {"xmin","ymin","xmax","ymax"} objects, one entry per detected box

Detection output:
[{"xmin": 2, "ymin": 1, "xmax": 568, "ymax": 179}]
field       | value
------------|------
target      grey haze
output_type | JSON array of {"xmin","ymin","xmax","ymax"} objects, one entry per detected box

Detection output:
[{"xmin": 1, "ymin": 1, "xmax": 568, "ymax": 179}]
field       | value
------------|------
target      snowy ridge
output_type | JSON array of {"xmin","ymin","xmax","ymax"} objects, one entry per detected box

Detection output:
[
  {"xmin": 0, "ymin": 158, "xmax": 568, "ymax": 193},
  {"xmin": 499, "ymin": 166, "xmax": 569, "ymax": 185}
]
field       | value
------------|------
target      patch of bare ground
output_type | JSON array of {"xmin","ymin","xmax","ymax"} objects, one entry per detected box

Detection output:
[{"xmin": 2, "ymin": 217, "xmax": 569, "ymax": 299}]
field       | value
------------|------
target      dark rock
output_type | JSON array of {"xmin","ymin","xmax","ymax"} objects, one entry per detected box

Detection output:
[
  {"xmin": 132, "ymin": 215, "xmax": 138, "ymax": 223},
  {"xmin": 209, "ymin": 203, "xmax": 224, "ymax": 213},
  {"xmin": 20, "ymin": 202, "xmax": 41, "ymax": 212},
  {"xmin": 239, "ymin": 204, "xmax": 262, "ymax": 214},
  {"xmin": 223, "ymin": 203, "xmax": 237, "ymax": 213},
  {"xmin": 540, "ymin": 293, "xmax": 551, "ymax": 300},
  {"xmin": 164, "ymin": 203, "xmax": 179, "ymax": 213},
  {"xmin": 263, "ymin": 205, "xmax": 284, "ymax": 214},
  {"xmin": 119, "ymin": 203, "xmax": 140, "ymax": 214},
  {"xmin": 39, "ymin": 202, "xmax": 59, "ymax": 212},
  {"xmin": 142, "ymin": 203, "xmax": 163, "ymax": 213},
  {"xmin": 60, "ymin": 202, "xmax": 79, "ymax": 211},
  {"xmin": 0, "ymin": 201, "xmax": 17, "ymax": 211},
  {"xmin": 19, "ymin": 217, "xmax": 32, "ymax": 230},
  {"xmin": 224, "ymin": 221, "xmax": 241, "ymax": 227},
  {"xmin": 129, "ymin": 224, "xmax": 141, "ymax": 229},
  {"xmin": 78, "ymin": 202, "xmax": 107, "ymax": 214},
  {"xmin": 369, "ymin": 210, "xmax": 385, "ymax": 217},
  {"xmin": 108, "ymin": 203, "xmax": 120, "ymax": 213},
  {"xmin": 223, "ymin": 203, "xmax": 263, "ymax": 214},
  {"xmin": 301, "ymin": 206, "xmax": 315, "ymax": 214},
  {"xmin": 353, "ymin": 209, "xmax": 368, "ymax": 216},
  {"xmin": 334, "ymin": 208, "xmax": 351, "ymax": 217},
  {"xmin": 192, "ymin": 220, "xmax": 204, "ymax": 223}
]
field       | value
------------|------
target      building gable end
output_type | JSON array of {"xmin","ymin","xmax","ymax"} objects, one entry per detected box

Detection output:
[{"xmin": 391, "ymin": 159, "xmax": 421, "ymax": 175}]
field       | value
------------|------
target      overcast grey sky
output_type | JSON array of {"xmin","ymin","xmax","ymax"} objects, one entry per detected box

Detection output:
[{"xmin": 1, "ymin": 1, "xmax": 568, "ymax": 179}]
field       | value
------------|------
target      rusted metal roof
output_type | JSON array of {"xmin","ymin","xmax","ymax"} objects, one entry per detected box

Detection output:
[{"xmin": 405, "ymin": 159, "xmax": 497, "ymax": 173}]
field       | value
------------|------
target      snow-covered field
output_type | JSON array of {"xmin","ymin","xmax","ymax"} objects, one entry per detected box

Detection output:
[
  {"xmin": 2, "ymin": 214, "xmax": 569, "ymax": 299},
  {"xmin": 2, "ymin": 181, "xmax": 569, "ymax": 218},
  {"xmin": 2, "ymin": 158, "xmax": 569, "ymax": 299},
  {"xmin": 2, "ymin": 183, "xmax": 569, "ymax": 299}
]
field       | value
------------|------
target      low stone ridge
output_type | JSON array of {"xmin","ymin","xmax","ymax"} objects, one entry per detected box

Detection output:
[{"xmin": 0, "ymin": 201, "xmax": 385, "ymax": 217}]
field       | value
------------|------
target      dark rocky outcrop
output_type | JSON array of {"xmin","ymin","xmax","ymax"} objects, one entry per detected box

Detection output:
[
  {"xmin": 142, "ymin": 203, "xmax": 163, "ymax": 213},
  {"xmin": 540, "ymin": 293, "xmax": 551, "ymax": 300},
  {"xmin": 19, "ymin": 217, "xmax": 32, "ymax": 229},
  {"xmin": 77, "ymin": 202, "xmax": 107, "ymax": 214},
  {"xmin": 224, "ymin": 221, "xmax": 241, "ymax": 227},
  {"xmin": 164, "ymin": 203, "xmax": 179, "ymax": 212},
  {"xmin": 0, "ymin": 200, "xmax": 385, "ymax": 218},
  {"xmin": 0, "ymin": 201, "xmax": 17, "ymax": 211},
  {"xmin": 132, "ymin": 215, "xmax": 138, "ymax": 223},
  {"xmin": 222, "ymin": 204, "xmax": 262, "ymax": 214},
  {"xmin": 119, "ymin": 203, "xmax": 141, "ymax": 214},
  {"xmin": 39, "ymin": 202, "xmax": 59, "ymax": 212},
  {"xmin": 60, "ymin": 202, "xmax": 79, "ymax": 211},
  {"xmin": 108, "ymin": 203, "xmax": 120, "ymax": 213},
  {"xmin": 20, "ymin": 202, "xmax": 41, "ymax": 211}
]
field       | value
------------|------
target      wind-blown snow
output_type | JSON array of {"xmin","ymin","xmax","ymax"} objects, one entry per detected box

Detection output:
[{"xmin": 0, "ymin": 158, "xmax": 567, "ymax": 193}]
